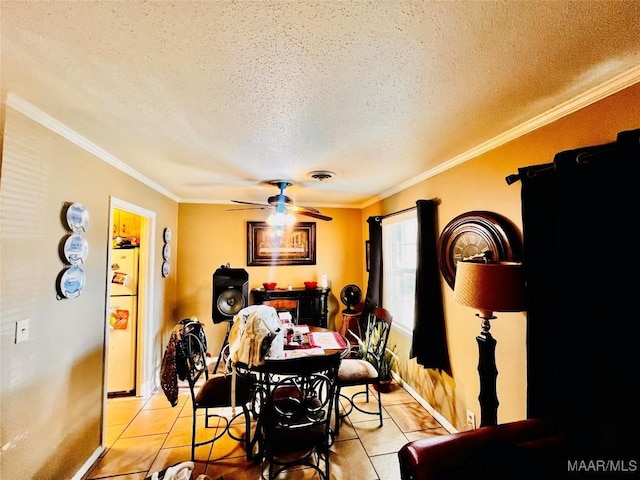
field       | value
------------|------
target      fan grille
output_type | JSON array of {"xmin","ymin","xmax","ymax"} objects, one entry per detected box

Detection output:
[{"xmin": 340, "ymin": 284, "xmax": 362, "ymax": 313}]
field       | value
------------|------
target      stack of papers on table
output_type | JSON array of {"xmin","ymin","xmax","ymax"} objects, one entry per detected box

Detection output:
[
  {"xmin": 308, "ymin": 332, "xmax": 347, "ymax": 349},
  {"xmin": 282, "ymin": 348, "xmax": 326, "ymax": 358}
]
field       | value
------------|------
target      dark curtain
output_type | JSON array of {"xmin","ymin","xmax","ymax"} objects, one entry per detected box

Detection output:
[
  {"xmin": 519, "ymin": 128, "xmax": 639, "ymax": 452},
  {"xmin": 410, "ymin": 199, "xmax": 451, "ymax": 374},
  {"xmin": 363, "ymin": 216, "xmax": 382, "ymax": 316}
]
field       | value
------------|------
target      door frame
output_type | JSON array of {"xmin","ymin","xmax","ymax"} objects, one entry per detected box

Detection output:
[{"xmin": 103, "ymin": 198, "xmax": 156, "ymax": 434}]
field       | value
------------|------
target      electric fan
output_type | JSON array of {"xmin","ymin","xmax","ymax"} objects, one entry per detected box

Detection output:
[{"xmin": 340, "ymin": 284, "xmax": 362, "ymax": 314}]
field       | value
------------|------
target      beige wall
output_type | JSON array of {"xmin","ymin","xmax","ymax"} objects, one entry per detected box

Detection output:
[
  {"xmin": 176, "ymin": 204, "xmax": 364, "ymax": 355},
  {"xmin": 363, "ymin": 82, "xmax": 640, "ymax": 431},
  {"xmin": 0, "ymin": 106, "xmax": 179, "ymax": 480}
]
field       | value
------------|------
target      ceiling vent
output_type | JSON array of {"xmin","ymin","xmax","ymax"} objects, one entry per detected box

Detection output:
[{"xmin": 307, "ymin": 170, "xmax": 336, "ymax": 182}]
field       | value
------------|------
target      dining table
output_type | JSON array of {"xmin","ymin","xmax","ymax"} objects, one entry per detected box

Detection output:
[{"xmin": 241, "ymin": 324, "xmax": 350, "ymax": 460}]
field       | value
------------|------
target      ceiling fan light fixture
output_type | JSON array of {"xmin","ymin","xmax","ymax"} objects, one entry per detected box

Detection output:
[
  {"xmin": 266, "ymin": 211, "xmax": 296, "ymax": 227},
  {"xmin": 307, "ymin": 170, "xmax": 336, "ymax": 182},
  {"xmin": 229, "ymin": 180, "xmax": 333, "ymax": 222}
]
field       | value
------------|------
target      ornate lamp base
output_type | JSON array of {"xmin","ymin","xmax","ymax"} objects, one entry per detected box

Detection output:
[{"xmin": 476, "ymin": 315, "xmax": 498, "ymax": 427}]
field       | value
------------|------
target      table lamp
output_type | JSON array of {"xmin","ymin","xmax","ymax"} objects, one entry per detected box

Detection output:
[{"xmin": 454, "ymin": 260, "xmax": 525, "ymax": 427}]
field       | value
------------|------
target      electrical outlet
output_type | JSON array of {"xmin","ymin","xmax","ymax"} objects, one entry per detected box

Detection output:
[{"xmin": 466, "ymin": 409, "xmax": 476, "ymax": 430}]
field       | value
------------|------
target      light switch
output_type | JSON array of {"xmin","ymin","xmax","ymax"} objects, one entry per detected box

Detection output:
[{"xmin": 15, "ymin": 319, "xmax": 29, "ymax": 343}]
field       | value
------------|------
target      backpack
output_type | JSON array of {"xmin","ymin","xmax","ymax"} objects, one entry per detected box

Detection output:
[{"xmin": 227, "ymin": 305, "xmax": 284, "ymax": 368}]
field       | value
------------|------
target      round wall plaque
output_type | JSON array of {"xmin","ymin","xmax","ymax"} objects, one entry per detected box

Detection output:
[
  {"xmin": 162, "ymin": 261, "xmax": 170, "ymax": 277},
  {"xmin": 163, "ymin": 227, "xmax": 172, "ymax": 243},
  {"xmin": 63, "ymin": 234, "xmax": 89, "ymax": 265},
  {"xmin": 65, "ymin": 203, "xmax": 90, "ymax": 233},
  {"xmin": 58, "ymin": 265, "xmax": 86, "ymax": 298},
  {"xmin": 437, "ymin": 211, "xmax": 522, "ymax": 290}
]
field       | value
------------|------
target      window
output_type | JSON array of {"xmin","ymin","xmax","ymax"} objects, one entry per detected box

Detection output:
[{"xmin": 382, "ymin": 210, "xmax": 417, "ymax": 334}]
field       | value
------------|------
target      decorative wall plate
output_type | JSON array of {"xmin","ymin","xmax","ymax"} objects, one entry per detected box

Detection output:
[
  {"xmin": 66, "ymin": 203, "xmax": 90, "ymax": 233},
  {"xmin": 163, "ymin": 227, "xmax": 172, "ymax": 243},
  {"xmin": 58, "ymin": 265, "xmax": 86, "ymax": 298},
  {"xmin": 162, "ymin": 261, "xmax": 170, "ymax": 277},
  {"xmin": 63, "ymin": 234, "xmax": 89, "ymax": 265},
  {"xmin": 437, "ymin": 211, "xmax": 522, "ymax": 290},
  {"xmin": 162, "ymin": 243, "xmax": 171, "ymax": 260}
]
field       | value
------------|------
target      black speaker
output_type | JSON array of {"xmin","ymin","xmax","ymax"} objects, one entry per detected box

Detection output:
[{"xmin": 212, "ymin": 266, "xmax": 249, "ymax": 323}]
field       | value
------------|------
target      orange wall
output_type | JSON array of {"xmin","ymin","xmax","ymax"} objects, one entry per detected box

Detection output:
[
  {"xmin": 362, "ymin": 82, "xmax": 640, "ymax": 430},
  {"xmin": 176, "ymin": 204, "xmax": 364, "ymax": 355},
  {"xmin": 176, "ymin": 84, "xmax": 639, "ymax": 432}
]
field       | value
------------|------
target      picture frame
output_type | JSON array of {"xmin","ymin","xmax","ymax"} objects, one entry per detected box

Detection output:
[{"xmin": 247, "ymin": 221, "xmax": 316, "ymax": 266}]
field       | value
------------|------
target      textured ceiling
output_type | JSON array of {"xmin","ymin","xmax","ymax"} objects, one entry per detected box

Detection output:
[{"xmin": 2, "ymin": 1, "xmax": 640, "ymax": 209}]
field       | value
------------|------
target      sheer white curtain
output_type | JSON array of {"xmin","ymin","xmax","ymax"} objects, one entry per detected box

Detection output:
[{"xmin": 382, "ymin": 210, "xmax": 417, "ymax": 334}]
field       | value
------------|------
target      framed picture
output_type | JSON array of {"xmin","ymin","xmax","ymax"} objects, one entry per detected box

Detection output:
[
  {"xmin": 247, "ymin": 222, "xmax": 316, "ymax": 266},
  {"xmin": 366, "ymin": 240, "xmax": 371, "ymax": 272}
]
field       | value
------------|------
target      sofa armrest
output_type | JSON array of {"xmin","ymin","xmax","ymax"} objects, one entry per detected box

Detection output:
[{"xmin": 398, "ymin": 418, "xmax": 565, "ymax": 480}]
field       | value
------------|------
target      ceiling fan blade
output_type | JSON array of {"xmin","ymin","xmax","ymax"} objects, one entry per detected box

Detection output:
[
  {"xmin": 229, "ymin": 180, "xmax": 331, "ymax": 220},
  {"xmin": 288, "ymin": 204, "xmax": 321, "ymax": 214},
  {"xmin": 226, "ymin": 206, "xmax": 271, "ymax": 211},
  {"xmin": 231, "ymin": 200, "xmax": 270, "ymax": 207},
  {"xmin": 297, "ymin": 210, "xmax": 333, "ymax": 221}
]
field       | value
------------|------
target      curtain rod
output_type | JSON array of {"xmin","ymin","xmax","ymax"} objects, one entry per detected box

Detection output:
[
  {"xmin": 371, "ymin": 199, "xmax": 439, "ymax": 221},
  {"xmin": 505, "ymin": 163, "xmax": 555, "ymax": 185},
  {"xmin": 379, "ymin": 205, "xmax": 416, "ymax": 220},
  {"xmin": 506, "ymin": 141, "xmax": 621, "ymax": 185}
]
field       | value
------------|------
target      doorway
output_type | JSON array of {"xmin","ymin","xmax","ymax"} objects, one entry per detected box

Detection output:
[
  {"xmin": 108, "ymin": 208, "xmax": 142, "ymax": 397},
  {"xmin": 103, "ymin": 198, "xmax": 156, "ymax": 438}
]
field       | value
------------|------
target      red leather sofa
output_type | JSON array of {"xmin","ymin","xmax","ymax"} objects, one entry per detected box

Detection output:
[{"xmin": 398, "ymin": 417, "xmax": 638, "ymax": 480}]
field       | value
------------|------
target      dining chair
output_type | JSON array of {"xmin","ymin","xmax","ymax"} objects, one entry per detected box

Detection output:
[
  {"xmin": 256, "ymin": 351, "xmax": 342, "ymax": 480},
  {"xmin": 334, "ymin": 306, "xmax": 393, "ymax": 434},
  {"xmin": 178, "ymin": 321, "xmax": 253, "ymax": 461}
]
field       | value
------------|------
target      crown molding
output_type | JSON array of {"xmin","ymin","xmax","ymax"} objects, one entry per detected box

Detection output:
[
  {"xmin": 362, "ymin": 65, "xmax": 640, "ymax": 209},
  {"xmin": 4, "ymin": 92, "xmax": 180, "ymax": 202}
]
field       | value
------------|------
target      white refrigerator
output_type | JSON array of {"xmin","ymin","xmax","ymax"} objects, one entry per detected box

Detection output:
[{"xmin": 108, "ymin": 247, "xmax": 139, "ymax": 395}]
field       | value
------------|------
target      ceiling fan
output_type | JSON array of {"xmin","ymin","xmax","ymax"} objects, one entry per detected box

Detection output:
[{"xmin": 228, "ymin": 180, "xmax": 333, "ymax": 222}]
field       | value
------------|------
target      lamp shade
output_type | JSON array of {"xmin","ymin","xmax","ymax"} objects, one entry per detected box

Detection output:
[{"xmin": 454, "ymin": 261, "xmax": 525, "ymax": 315}]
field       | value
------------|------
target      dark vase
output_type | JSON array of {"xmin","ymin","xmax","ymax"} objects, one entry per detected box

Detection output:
[{"xmin": 374, "ymin": 379, "xmax": 393, "ymax": 393}]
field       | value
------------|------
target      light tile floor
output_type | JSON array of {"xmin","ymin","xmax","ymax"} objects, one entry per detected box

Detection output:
[{"xmin": 83, "ymin": 381, "xmax": 449, "ymax": 480}]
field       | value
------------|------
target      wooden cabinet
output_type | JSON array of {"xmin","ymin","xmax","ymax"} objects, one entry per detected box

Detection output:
[
  {"xmin": 252, "ymin": 288, "xmax": 330, "ymax": 328},
  {"xmin": 113, "ymin": 209, "xmax": 140, "ymax": 239}
]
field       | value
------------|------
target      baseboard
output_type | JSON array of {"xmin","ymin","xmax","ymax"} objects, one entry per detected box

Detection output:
[
  {"xmin": 72, "ymin": 446, "xmax": 104, "ymax": 480},
  {"xmin": 392, "ymin": 372, "xmax": 457, "ymax": 434}
]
